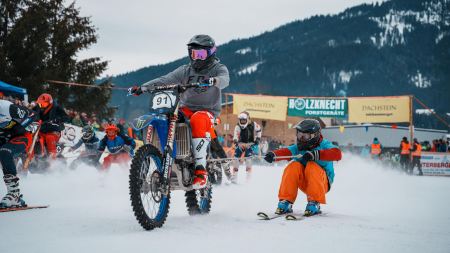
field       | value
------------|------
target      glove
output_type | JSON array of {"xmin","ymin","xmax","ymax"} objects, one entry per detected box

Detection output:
[
  {"xmin": 200, "ymin": 77, "xmax": 216, "ymax": 87},
  {"xmin": 129, "ymin": 149, "xmax": 135, "ymax": 158},
  {"xmin": 128, "ymin": 85, "xmax": 143, "ymax": 96},
  {"xmin": 302, "ymin": 150, "xmax": 320, "ymax": 162},
  {"xmin": 233, "ymin": 139, "xmax": 239, "ymax": 147},
  {"xmin": 254, "ymin": 137, "xmax": 261, "ymax": 145},
  {"xmin": 264, "ymin": 152, "xmax": 275, "ymax": 163}
]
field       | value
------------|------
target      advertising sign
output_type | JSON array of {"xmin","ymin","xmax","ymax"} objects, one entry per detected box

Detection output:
[
  {"xmin": 420, "ymin": 152, "xmax": 450, "ymax": 176},
  {"xmin": 348, "ymin": 96, "xmax": 410, "ymax": 123},
  {"xmin": 288, "ymin": 97, "xmax": 348, "ymax": 118},
  {"xmin": 233, "ymin": 94, "xmax": 287, "ymax": 121}
]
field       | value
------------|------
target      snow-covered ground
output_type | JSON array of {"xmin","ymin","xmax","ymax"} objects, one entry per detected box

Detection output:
[{"xmin": 1, "ymin": 154, "xmax": 450, "ymax": 253}]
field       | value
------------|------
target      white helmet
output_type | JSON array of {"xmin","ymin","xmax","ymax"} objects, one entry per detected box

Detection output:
[{"xmin": 238, "ymin": 112, "xmax": 250, "ymax": 128}]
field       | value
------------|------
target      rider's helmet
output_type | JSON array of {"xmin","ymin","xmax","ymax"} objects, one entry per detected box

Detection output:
[
  {"xmin": 187, "ymin": 34, "xmax": 217, "ymax": 71},
  {"xmin": 36, "ymin": 93, "xmax": 53, "ymax": 110},
  {"xmin": 238, "ymin": 111, "xmax": 250, "ymax": 129},
  {"xmin": 105, "ymin": 123, "xmax": 119, "ymax": 140},
  {"xmin": 294, "ymin": 119, "xmax": 322, "ymax": 150},
  {"xmin": 81, "ymin": 125, "xmax": 95, "ymax": 141}
]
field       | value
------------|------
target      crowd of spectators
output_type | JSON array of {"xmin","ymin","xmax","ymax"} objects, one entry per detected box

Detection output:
[{"xmin": 0, "ymin": 93, "xmax": 128, "ymax": 133}]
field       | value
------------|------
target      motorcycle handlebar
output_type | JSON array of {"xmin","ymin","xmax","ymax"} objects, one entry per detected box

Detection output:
[{"xmin": 150, "ymin": 82, "xmax": 209, "ymax": 92}]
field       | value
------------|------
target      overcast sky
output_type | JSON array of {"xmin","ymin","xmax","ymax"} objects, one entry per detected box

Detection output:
[{"xmin": 75, "ymin": 0, "xmax": 381, "ymax": 77}]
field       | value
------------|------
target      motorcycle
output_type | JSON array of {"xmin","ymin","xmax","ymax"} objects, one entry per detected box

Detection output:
[
  {"xmin": 128, "ymin": 83, "xmax": 214, "ymax": 230},
  {"xmin": 16, "ymin": 137, "xmax": 67, "ymax": 176}
]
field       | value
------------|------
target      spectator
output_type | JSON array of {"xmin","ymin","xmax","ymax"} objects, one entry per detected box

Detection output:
[
  {"xmin": 360, "ymin": 144, "xmax": 371, "ymax": 158},
  {"xmin": 71, "ymin": 112, "xmax": 83, "ymax": 127},
  {"xmin": 399, "ymin": 137, "xmax": 410, "ymax": 172},
  {"xmin": 370, "ymin": 137, "xmax": 382, "ymax": 159},
  {"xmin": 117, "ymin": 118, "xmax": 127, "ymax": 135},
  {"xmin": 431, "ymin": 139, "xmax": 438, "ymax": 152},
  {"xmin": 80, "ymin": 112, "xmax": 89, "ymax": 125},
  {"xmin": 438, "ymin": 139, "xmax": 448, "ymax": 152},
  {"xmin": 90, "ymin": 116, "xmax": 101, "ymax": 131},
  {"xmin": 410, "ymin": 138, "xmax": 423, "ymax": 176}
]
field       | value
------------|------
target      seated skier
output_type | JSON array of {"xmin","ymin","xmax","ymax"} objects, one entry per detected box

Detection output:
[
  {"xmin": 231, "ymin": 111, "xmax": 262, "ymax": 182},
  {"xmin": 0, "ymin": 100, "xmax": 39, "ymax": 208},
  {"xmin": 69, "ymin": 125, "xmax": 101, "ymax": 169},
  {"xmin": 264, "ymin": 119, "xmax": 342, "ymax": 216},
  {"xmin": 98, "ymin": 123, "xmax": 136, "ymax": 170}
]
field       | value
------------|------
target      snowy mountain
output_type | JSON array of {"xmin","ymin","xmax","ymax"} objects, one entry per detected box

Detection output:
[
  {"xmin": 110, "ymin": 0, "xmax": 449, "ymax": 128},
  {"xmin": 1, "ymin": 155, "xmax": 449, "ymax": 253}
]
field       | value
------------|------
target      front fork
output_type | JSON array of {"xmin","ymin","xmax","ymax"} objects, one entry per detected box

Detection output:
[{"xmin": 160, "ymin": 107, "xmax": 179, "ymax": 195}]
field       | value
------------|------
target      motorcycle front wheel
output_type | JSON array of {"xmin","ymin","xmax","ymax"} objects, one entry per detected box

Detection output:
[{"xmin": 129, "ymin": 144, "xmax": 170, "ymax": 230}]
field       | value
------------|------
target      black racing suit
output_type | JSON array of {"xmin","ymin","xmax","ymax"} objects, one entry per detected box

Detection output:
[{"xmin": 0, "ymin": 102, "xmax": 39, "ymax": 175}]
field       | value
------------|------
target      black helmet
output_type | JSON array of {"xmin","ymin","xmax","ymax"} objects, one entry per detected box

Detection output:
[
  {"xmin": 81, "ymin": 125, "xmax": 95, "ymax": 141},
  {"xmin": 295, "ymin": 119, "xmax": 321, "ymax": 150},
  {"xmin": 187, "ymin": 34, "xmax": 216, "ymax": 71}
]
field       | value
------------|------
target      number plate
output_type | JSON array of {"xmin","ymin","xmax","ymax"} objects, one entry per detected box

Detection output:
[{"xmin": 151, "ymin": 91, "xmax": 177, "ymax": 110}]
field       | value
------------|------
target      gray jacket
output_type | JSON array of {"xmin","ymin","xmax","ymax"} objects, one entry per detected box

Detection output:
[{"xmin": 141, "ymin": 59, "xmax": 229, "ymax": 116}]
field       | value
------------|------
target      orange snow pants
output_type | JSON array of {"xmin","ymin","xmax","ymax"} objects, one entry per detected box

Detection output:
[
  {"xmin": 180, "ymin": 107, "xmax": 216, "ymax": 139},
  {"xmin": 102, "ymin": 152, "xmax": 130, "ymax": 170},
  {"xmin": 39, "ymin": 132, "xmax": 61, "ymax": 159},
  {"xmin": 278, "ymin": 161, "xmax": 329, "ymax": 204}
]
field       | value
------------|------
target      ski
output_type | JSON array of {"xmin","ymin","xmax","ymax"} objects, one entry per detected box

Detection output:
[
  {"xmin": 257, "ymin": 211, "xmax": 304, "ymax": 221},
  {"xmin": 0, "ymin": 205, "xmax": 49, "ymax": 213},
  {"xmin": 285, "ymin": 214, "xmax": 305, "ymax": 221}
]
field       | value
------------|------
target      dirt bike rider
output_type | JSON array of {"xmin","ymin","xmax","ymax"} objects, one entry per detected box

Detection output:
[
  {"xmin": 0, "ymin": 100, "xmax": 39, "ymax": 208},
  {"xmin": 232, "ymin": 111, "xmax": 262, "ymax": 182},
  {"xmin": 263, "ymin": 119, "xmax": 342, "ymax": 216},
  {"xmin": 98, "ymin": 123, "xmax": 136, "ymax": 170},
  {"xmin": 34, "ymin": 93, "xmax": 69, "ymax": 159},
  {"xmin": 128, "ymin": 34, "xmax": 230, "ymax": 189},
  {"xmin": 69, "ymin": 125, "xmax": 101, "ymax": 168}
]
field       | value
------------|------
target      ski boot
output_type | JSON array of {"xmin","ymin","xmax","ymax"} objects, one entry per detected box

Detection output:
[
  {"xmin": 192, "ymin": 138, "xmax": 210, "ymax": 190},
  {"xmin": 245, "ymin": 167, "xmax": 252, "ymax": 182},
  {"xmin": 304, "ymin": 201, "xmax": 321, "ymax": 216},
  {"xmin": 275, "ymin": 200, "xmax": 293, "ymax": 215},
  {"xmin": 223, "ymin": 162, "xmax": 232, "ymax": 181},
  {"xmin": 230, "ymin": 167, "xmax": 239, "ymax": 184},
  {"xmin": 0, "ymin": 175, "xmax": 27, "ymax": 208}
]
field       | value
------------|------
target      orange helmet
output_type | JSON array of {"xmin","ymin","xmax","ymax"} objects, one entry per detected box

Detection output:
[
  {"xmin": 37, "ymin": 93, "xmax": 53, "ymax": 109},
  {"xmin": 105, "ymin": 123, "xmax": 119, "ymax": 139}
]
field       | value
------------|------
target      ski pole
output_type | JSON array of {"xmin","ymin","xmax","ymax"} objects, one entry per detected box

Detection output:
[{"xmin": 23, "ymin": 121, "xmax": 42, "ymax": 172}]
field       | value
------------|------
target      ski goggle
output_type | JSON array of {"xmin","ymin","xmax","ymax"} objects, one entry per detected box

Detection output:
[
  {"xmin": 239, "ymin": 118, "xmax": 248, "ymax": 125},
  {"xmin": 38, "ymin": 102, "xmax": 50, "ymax": 108},
  {"xmin": 297, "ymin": 131, "xmax": 312, "ymax": 141},
  {"xmin": 189, "ymin": 46, "xmax": 216, "ymax": 61}
]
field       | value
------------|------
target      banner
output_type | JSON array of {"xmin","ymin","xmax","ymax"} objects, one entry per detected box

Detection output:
[
  {"xmin": 348, "ymin": 96, "xmax": 410, "ymax": 123},
  {"xmin": 233, "ymin": 94, "xmax": 287, "ymax": 121},
  {"xmin": 420, "ymin": 152, "xmax": 450, "ymax": 176},
  {"xmin": 288, "ymin": 97, "xmax": 348, "ymax": 118},
  {"xmin": 60, "ymin": 123, "xmax": 105, "ymax": 147}
]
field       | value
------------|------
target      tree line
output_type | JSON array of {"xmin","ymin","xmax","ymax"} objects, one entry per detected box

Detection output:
[{"xmin": 0, "ymin": 0, "xmax": 114, "ymax": 119}]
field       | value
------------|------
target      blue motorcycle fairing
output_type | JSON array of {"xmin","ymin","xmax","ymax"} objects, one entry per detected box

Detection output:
[{"xmin": 131, "ymin": 114, "xmax": 177, "ymax": 157}]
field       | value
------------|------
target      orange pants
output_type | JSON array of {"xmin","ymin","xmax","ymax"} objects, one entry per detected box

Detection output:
[
  {"xmin": 181, "ymin": 107, "xmax": 216, "ymax": 139},
  {"xmin": 39, "ymin": 132, "xmax": 61, "ymax": 159},
  {"xmin": 278, "ymin": 161, "xmax": 329, "ymax": 204},
  {"xmin": 102, "ymin": 152, "xmax": 130, "ymax": 170}
]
